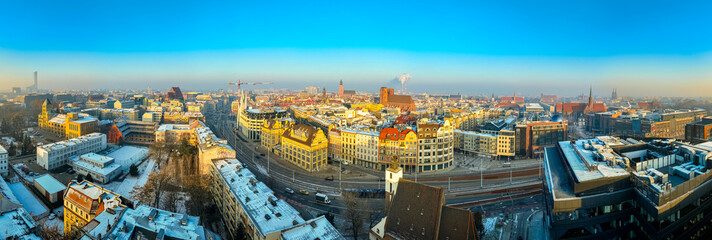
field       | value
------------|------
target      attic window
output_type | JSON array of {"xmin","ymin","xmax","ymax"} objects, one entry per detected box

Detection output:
[
  {"xmin": 275, "ymin": 213, "xmax": 282, "ymax": 217},
  {"xmin": 264, "ymin": 214, "xmax": 271, "ymax": 220},
  {"xmin": 245, "ymin": 197, "xmax": 250, "ymax": 202}
]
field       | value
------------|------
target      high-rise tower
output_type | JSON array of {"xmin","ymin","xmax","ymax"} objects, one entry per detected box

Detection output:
[{"xmin": 338, "ymin": 79, "xmax": 344, "ymax": 97}]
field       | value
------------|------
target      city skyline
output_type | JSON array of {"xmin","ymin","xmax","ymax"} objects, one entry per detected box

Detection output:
[{"xmin": 2, "ymin": 1, "xmax": 712, "ymax": 96}]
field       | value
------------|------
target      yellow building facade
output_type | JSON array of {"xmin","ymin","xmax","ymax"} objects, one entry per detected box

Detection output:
[
  {"xmin": 260, "ymin": 119, "xmax": 290, "ymax": 152},
  {"xmin": 39, "ymin": 99, "xmax": 98, "ymax": 139},
  {"xmin": 280, "ymin": 124, "xmax": 328, "ymax": 172},
  {"xmin": 63, "ymin": 180, "xmax": 123, "ymax": 235}
]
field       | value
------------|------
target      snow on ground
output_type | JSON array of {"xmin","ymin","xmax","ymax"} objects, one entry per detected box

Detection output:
[
  {"xmin": 7, "ymin": 183, "xmax": 48, "ymax": 217},
  {"xmin": 41, "ymin": 217, "xmax": 63, "ymax": 232},
  {"xmin": 102, "ymin": 159, "xmax": 156, "ymax": 199},
  {"xmin": 483, "ymin": 217, "xmax": 498, "ymax": 236},
  {"xmin": 107, "ymin": 145, "xmax": 149, "ymax": 172}
]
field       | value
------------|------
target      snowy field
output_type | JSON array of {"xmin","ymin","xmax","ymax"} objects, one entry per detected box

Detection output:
[
  {"xmin": 8, "ymin": 183, "xmax": 48, "ymax": 217},
  {"xmin": 107, "ymin": 145, "xmax": 149, "ymax": 172},
  {"xmin": 102, "ymin": 159, "xmax": 156, "ymax": 199}
]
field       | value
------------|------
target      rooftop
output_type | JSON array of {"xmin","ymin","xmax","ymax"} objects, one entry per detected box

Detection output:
[
  {"xmin": 88, "ymin": 205, "xmax": 213, "ymax": 240},
  {"xmin": 280, "ymin": 216, "xmax": 344, "ymax": 240},
  {"xmin": 214, "ymin": 159, "xmax": 305, "ymax": 238},
  {"xmin": 156, "ymin": 124, "xmax": 190, "ymax": 132},
  {"xmin": 33, "ymin": 174, "xmax": 66, "ymax": 194},
  {"xmin": 39, "ymin": 133, "xmax": 105, "ymax": 152},
  {"xmin": 557, "ymin": 137, "xmax": 630, "ymax": 183}
]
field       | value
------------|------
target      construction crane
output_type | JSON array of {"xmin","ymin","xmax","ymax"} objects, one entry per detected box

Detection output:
[
  {"xmin": 229, "ymin": 80, "xmax": 273, "ymax": 135},
  {"xmin": 228, "ymin": 80, "xmax": 273, "ymax": 93}
]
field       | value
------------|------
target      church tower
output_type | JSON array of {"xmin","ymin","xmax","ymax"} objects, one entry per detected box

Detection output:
[
  {"xmin": 385, "ymin": 155, "xmax": 403, "ymax": 210},
  {"xmin": 339, "ymin": 79, "xmax": 344, "ymax": 97},
  {"xmin": 38, "ymin": 98, "xmax": 51, "ymax": 129}
]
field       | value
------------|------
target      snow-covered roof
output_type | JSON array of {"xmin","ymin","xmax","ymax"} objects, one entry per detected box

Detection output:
[
  {"xmin": 281, "ymin": 216, "xmax": 344, "ymax": 240},
  {"xmin": 0, "ymin": 208, "xmax": 37, "ymax": 239},
  {"xmin": 558, "ymin": 138, "xmax": 629, "ymax": 183},
  {"xmin": 102, "ymin": 205, "xmax": 210, "ymax": 240},
  {"xmin": 71, "ymin": 155, "xmax": 122, "ymax": 176},
  {"xmin": 156, "ymin": 124, "xmax": 190, "ymax": 132},
  {"xmin": 214, "ymin": 159, "xmax": 305, "ymax": 238},
  {"xmin": 33, "ymin": 174, "xmax": 66, "ymax": 194},
  {"xmin": 39, "ymin": 133, "xmax": 105, "ymax": 152}
]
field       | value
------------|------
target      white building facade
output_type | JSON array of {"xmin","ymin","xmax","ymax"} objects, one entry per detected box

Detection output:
[{"xmin": 36, "ymin": 133, "xmax": 107, "ymax": 170}]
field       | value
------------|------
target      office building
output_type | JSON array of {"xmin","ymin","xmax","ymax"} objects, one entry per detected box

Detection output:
[
  {"xmin": 239, "ymin": 108, "xmax": 288, "ymax": 141},
  {"xmin": 280, "ymin": 124, "xmax": 328, "ymax": 172},
  {"xmin": 686, "ymin": 116, "xmax": 712, "ymax": 142},
  {"xmin": 155, "ymin": 124, "xmax": 194, "ymax": 144},
  {"xmin": 587, "ymin": 109, "xmax": 705, "ymax": 139},
  {"xmin": 514, "ymin": 121, "xmax": 568, "ymax": 158},
  {"xmin": 37, "ymin": 133, "xmax": 107, "ymax": 170},
  {"xmin": 107, "ymin": 120, "xmax": 157, "ymax": 145},
  {"xmin": 261, "ymin": 119, "xmax": 291, "ymax": 152},
  {"xmin": 70, "ymin": 153, "xmax": 122, "ymax": 184},
  {"xmin": 39, "ymin": 99, "xmax": 98, "ymax": 139},
  {"xmin": 544, "ymin": 136, "xmax": 712, "ymax": 239}
]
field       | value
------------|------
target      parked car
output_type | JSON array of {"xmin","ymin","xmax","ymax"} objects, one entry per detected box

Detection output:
[
  {"xmin": 324, "ymin": 175, "xmax": 334, "ymax": 181},
  {"xmin": 284, "ymin": 188, "xmax": 295, "ymax": 194},
  {"xmin": 299, "ymin": 189, "xmax": 309, "ymax": 195}
]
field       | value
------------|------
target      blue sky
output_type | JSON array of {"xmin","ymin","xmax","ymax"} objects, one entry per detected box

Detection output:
[{"xmin": 1, "ymin": 1, "xmax": 712, "ymax": 96}]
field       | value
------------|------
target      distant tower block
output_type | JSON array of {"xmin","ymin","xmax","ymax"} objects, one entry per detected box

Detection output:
[{"xmin": 385, "ymin": 155, "xmax": 403, "ymax": 210}]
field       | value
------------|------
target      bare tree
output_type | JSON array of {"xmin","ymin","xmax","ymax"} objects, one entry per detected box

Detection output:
[
  {"xmin": 164, "ymin": 190, "xmax": 179, "ymax": 212},
  {"xmin": 343, "ymin": 192, "xmax": 365, "ymax": 240},
  {"xmin": 183, "ymin": 174, "xmax": 211, "ymax": 222},
  {"xmin": 41, "ymin": 223, "xmax": 80, "ymax": 240},
  {"xmin": 129, "ymin": 165, "xmax": 173, "ymax": 207},
  {"xmin": 149, "ymin": 140, "xmax": 168, "ymax": 163}
]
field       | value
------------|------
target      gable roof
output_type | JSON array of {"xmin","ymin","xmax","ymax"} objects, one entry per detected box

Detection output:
[{"xmin": 384, "ymin": 179, "xmax": 445, "ymax": 240}]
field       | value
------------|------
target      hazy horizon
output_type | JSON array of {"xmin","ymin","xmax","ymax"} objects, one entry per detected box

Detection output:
[{"xmin": 2, "ymin": 1, "xmax": 712, "ymax": 97}]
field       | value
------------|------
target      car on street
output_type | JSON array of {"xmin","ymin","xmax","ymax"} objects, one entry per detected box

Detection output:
[
  {"xmin": 284, "ymin": 188, "xmax": 295, "ymax": 194},
  {"xmin": 299, "ymin": 189, "xmax": 309, "ymax": 195},
  {"xmin": 324, "ymin": 175, "xmax": 334, "ymax": 181},
  {"xmin": 340, "ymin": 168, "xmax": 346, "ymax": 172}
]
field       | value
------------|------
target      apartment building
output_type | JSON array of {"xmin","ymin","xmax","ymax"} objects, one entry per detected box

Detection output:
[
  {"xmin": 416, "ymin": 120, "xmax": 454, "ymax": 172},
  {"xmin": 63, "ymin": 180, "xmax": 123, "ymax": 235},
  {"xmin": 0, "ymin": 145, "xmax": 7, "ymax": 176},
  {"xmin": 209, "ymin": 159, "xmax": 342, "ymax": 240}
]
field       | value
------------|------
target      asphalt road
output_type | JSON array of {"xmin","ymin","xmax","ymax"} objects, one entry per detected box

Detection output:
[{"xmin": 205, "ymin": 108, "xmax": 545, "ymax": 217}]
